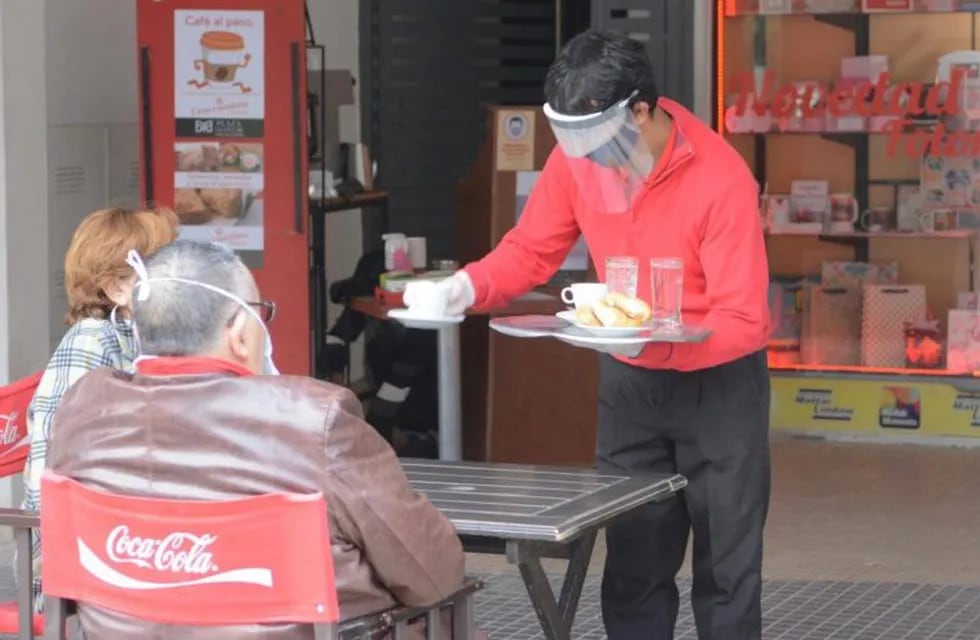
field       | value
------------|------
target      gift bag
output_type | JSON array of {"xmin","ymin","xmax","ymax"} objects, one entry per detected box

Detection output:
[
  {"xmin": 801, "ymin": 286, "xmax": 862, "ymax": 365},
  {"xmin": 769, "ymin": 277, "xmax": 808, "ymax": 344},
  {"xmin": 822, "ymin": 261, "xmax": 899, "ymax": 288},
  {"xmin": 904, "ymin": 316, "xmax": 943, "ymax": 369},
  {"xmin": 862, "ymin": 285, "xmax": 927, "ymax": 367},
  {"xmin": 947, "ymin": 310, "xmax": 980, "ymax": 373}
]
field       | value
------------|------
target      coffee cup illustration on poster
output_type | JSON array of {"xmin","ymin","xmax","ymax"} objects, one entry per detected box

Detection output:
[
  {"xmin": 174, "ymin": 10, "xmax": 265, "ymax": 137},
  {"xmin": 173, "ymin": 9, "xmax": 265, "ymax": 253}
]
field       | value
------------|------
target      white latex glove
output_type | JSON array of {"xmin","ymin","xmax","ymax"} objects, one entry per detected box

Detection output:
[
  {"xmin": 403, "ymin": 271, "xmax": 475, "ymax": 316},
  {"xmin": 437, "ymin": 271, "xmax": 476, "ymax": 315}
]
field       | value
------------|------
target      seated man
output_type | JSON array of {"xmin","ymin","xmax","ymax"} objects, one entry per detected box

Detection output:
[{"xmin": 47, "ymin": 239, "xmax": 464, "ymax": 638}]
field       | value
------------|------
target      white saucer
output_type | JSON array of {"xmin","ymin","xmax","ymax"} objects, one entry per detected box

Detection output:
[
  {"xmin": 388, "ymin": 308, "xmax": 465, "ymax": 330},
  {"xmin": 556, "ymin": 310, "xmax": 654, "ymax": 338}
]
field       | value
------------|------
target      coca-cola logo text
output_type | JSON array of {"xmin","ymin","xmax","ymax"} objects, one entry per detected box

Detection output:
[
  {"xmin": 106, "ymin": 525, "xmax": 219, "ymax": 574},
  {"xmin": 0, "ymin": 413, "xmax": 21, "ymax": 446}
]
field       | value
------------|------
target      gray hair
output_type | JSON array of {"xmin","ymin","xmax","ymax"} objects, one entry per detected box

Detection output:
[{"xmin": 132, "ymin": 239, "xmax": 253, "ymax": 356}]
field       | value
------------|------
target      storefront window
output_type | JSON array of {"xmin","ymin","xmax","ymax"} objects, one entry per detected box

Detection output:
[{"xmin": 718, "ymin": 1, "xmax": 980, "ymax": 437}]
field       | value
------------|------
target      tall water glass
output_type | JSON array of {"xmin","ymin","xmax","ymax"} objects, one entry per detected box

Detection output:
[
  {"xmin": 650, "ymin": 258, "xmax": 684, "ymax": 329},
  {"xmin": 605, "ymin": 256, "xmax": 639, "ymax": 298}
]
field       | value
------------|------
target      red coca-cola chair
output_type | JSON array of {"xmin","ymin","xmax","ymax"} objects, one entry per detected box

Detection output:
[
  {"xmin": 0, "ymin": 371, "xmax": 43, "ymax": 478},
  {"xmin": 39, "ymin": 470, "xmax": 342, "ymax": 639},
  {"xmin": 0, "ymin": 508, "xmax": 41, "ymax": 639},
  {"xmin": 0, "ymin": 372, "xmax": 45, "ymax": 638},
  {"xmin": 26, "ymin": 470, "xmax": 481, "ymax": 639}
]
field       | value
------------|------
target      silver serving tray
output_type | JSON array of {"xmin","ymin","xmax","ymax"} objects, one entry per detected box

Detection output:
[{"xmin": 489, "ymin": 314, "xmax": 712, "ymax": 345}]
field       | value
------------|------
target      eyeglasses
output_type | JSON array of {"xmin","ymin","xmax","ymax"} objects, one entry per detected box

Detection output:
[
  {"xmin": 248, "ymin": 300, "xmax": 277, "ymax": 323},
  {"xmin": 227, "ymin": 299, "xmax": 277, "ymax": 327}
]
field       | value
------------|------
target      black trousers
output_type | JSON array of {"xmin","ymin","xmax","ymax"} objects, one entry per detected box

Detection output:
[{"xmin": 597, "ymin": 350, "xmax": 771, "ymax": 640}]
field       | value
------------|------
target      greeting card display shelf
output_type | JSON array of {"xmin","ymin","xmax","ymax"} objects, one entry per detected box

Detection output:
[
  {"xmin": 771, "ymin": 362, "xmax": 975, "ymax": 376},
  {"xmin": 726, "ymin": 0, "xmax": 980, "ymax": 16}
]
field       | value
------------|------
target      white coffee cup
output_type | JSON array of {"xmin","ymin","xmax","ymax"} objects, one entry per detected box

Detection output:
[
  {"xmin": 560, "ymin": 282, "xmax": 608, "ymax": 309},
  {"xmin": 403, "ymin": 280, "xmax": 449, "ymax": 317}
]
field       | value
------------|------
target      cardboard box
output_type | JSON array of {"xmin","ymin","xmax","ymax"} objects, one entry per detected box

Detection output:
[
  {"xmin": 822, "ymin": 261, "xmax": 899, "ymax": 287},
  {"xmin": 957, "ymin": 292, "xmax": 980, "ymax": 310}
]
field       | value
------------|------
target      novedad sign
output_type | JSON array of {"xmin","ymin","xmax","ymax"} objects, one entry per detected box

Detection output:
[{"xmin": 728, "ymin": 70, "xmax": 977, "ymax": 158}]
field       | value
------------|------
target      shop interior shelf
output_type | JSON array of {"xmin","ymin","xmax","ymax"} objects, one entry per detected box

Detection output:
[
  {"xmin": 725, "ymin": 124, "xmax": 940, "ymax": 139},
  {"xmin": 725, "ymin": 0, "xmax": 980, "ymax": 16},
  {"xmin": 765, "ymin": 229, "xmax": 975, "ymax": 261},
  {"xmin": 770, "ymin": 362, "xmax": 977, "ymax": 377},
  {"xmin": 766, "ymin": 230, "xmax": 977, "ymax": 239}
]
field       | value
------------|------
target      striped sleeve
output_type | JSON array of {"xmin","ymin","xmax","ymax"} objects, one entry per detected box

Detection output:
[{"xmin": 20, "ymin": 321, "xmax": 122, "ymax": 610}]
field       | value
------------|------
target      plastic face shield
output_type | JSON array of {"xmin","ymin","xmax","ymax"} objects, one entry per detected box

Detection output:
[{"xmin": 543, "ymin": 93, "xmax": 655, "ymax": 215}]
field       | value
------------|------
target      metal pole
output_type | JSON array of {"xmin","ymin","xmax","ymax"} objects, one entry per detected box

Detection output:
[
  {"xmin": 437, "ymin": 325, "xmax": 463, "ymax": 461},
  {"xmin": 555, "ymin": 0, "xmax": 562, "ymax": 55},
  {"xmin": 692, "ymin": 0, "xmax": 715, "ymax": 124}
]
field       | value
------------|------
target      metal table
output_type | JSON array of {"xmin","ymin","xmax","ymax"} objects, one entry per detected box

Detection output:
[{"xmin": 404, "ymin": 459, "xmax": 687, "ymax": 640}]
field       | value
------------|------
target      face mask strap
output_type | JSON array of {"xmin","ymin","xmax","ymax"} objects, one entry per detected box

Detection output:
[
  {"xmin": 125, "ymin": 249, "xmax": 270, "ymax": 353},
  {"xmin": 126, "ymin": 250, "xmax": 265, "ymax": 329},
  {"xmin": 125, "ymin": 250, "xmax": 277, "ymax": 374}
]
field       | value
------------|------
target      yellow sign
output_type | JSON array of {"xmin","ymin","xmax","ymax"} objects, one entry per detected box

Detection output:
[
  {"xmin": 771, "ymin": 373, "xmax": 980, "ymax": 438},
  {"xmin": 495, "ymin": 110, "xmax": 536, "ymax": 171}
]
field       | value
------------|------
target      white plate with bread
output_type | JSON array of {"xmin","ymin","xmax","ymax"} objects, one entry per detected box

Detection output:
[{"xmin": 558, "ymin": 292, "xmax": 655, "ymax": 337}]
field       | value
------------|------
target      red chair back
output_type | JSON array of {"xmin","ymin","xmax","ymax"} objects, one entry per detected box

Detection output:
[
  {"xmin": 0, "ymin": 372, "xmax": 42, "ymax": 478},
  {"xmin": 40, "ymin": 471, "xmax": 340, "ymax": 628}
]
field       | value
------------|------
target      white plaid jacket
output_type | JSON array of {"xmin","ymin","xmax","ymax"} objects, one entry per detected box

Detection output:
[{"xmin": 19, "ymin": 317, "xmax": 137, "ymax": 609}]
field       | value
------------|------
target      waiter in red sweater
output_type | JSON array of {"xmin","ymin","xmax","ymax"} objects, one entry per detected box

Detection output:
[{"xmin": 423, "ymin": 29, "xmax": 771, "ymax": 639}]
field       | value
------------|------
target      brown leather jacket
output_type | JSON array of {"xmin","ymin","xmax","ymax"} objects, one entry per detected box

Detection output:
[{"xmin": 46, "ymin": 367, "xmax": 464, "ymax": 639}]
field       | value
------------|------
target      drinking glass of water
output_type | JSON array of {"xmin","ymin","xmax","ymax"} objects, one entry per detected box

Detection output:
[
  {"xmin": 650, "ymin": 258, "xmax": 684, "ymax": 330},
  {"xmin": 605, "ymin": 256, "xmax": 639, "ymax": 298}
]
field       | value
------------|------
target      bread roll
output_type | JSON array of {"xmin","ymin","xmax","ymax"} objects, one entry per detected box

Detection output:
[
  {"xmin": 200, "ymin": 188, "xmax": 243, "ymax": 218},
  {"xmin": 604, "ymin": 292, "xmax": 652, "ymax": 323},
  {"xmin": 575, "ymin": 306, "xmax": 601, "ymax": 326},
  {"xmin": 592, "ymin": 300, "xmax": 629, "ymax": 327}
]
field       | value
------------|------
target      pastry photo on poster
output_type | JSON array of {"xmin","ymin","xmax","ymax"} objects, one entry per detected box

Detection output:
[
  {"xmin": 174, "ymin": 142, "xmax": 264, "ymax": 251},
  {"xmin": 174, "ymin": 10, "xmax": 264, "ymax": 138}
]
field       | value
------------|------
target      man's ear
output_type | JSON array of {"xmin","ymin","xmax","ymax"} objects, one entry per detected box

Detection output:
[
  {"xmin": 226, "ymin": 311, "xmax": 251, "ymax": 361},
  {"xmin": 631, "ymin": 101, "xmax": 653, "ymax": 125}
]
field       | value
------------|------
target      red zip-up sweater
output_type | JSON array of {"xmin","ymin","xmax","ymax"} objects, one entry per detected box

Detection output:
[{"xmin": 463, "ymin": 98, "xmax": 770, "ymax": 372}]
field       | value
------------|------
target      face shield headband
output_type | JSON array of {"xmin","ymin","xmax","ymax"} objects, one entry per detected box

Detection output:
[
  {"xmin": 124, "ymin": 250, "xmax": 280, "ymax": 375},
  {"xmin": 543, "ymin": 90, "xmax": 655, "ymax": 215}
]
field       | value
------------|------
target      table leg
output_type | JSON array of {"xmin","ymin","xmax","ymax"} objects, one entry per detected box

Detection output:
[
  {"xmin": 506, "ymin": 531, "xmax": 598, "ymax": 640},
  {"xmin": 436, "ymin": 324, "xmax": 462, "ymax": 461}
]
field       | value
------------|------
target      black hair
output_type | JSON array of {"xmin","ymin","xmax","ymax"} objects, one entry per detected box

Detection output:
[{"xmin": 544, "ymin": 29, "xmax": 659, "ymax": 116}]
